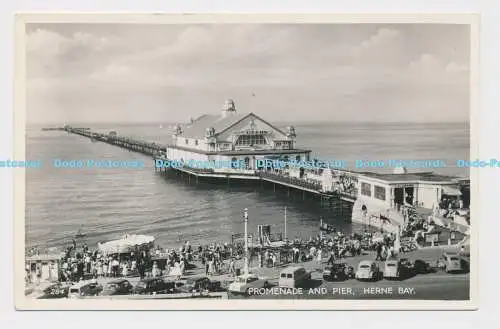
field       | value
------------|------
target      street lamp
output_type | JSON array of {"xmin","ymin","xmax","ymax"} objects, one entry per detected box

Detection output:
[{"xmin": 244, "ymin": 208, "xmax": 249, "ymax": 275}]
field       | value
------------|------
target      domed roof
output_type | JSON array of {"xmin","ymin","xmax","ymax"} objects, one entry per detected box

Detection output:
[{"xmin": 393, "ymin": 166, "xmax": 408, "ymax": 174}]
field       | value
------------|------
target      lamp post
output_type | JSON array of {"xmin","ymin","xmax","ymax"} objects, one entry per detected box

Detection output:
[
  {"xmin": 244, "ymin": 208, "xmax": 249, "ymax": 275},
  {"xmin": 284, "ymin": 206, "xmax": 287, "ymax": 243}
]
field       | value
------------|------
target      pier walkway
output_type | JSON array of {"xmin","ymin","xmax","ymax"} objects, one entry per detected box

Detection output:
[
  {"xmin": 61, "ymin": 126, "xmax": 356, "ymax": 194},
  {"xmin": 67, "ymin": 127, "xmax": 166, "ymax": 156}
]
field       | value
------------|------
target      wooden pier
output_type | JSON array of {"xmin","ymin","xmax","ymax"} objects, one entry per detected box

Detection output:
[
  {"xmin": 56, "ymin": 126, "xmax": 366, "ymax": 221},
  {"xmin": 67, "ymin": 127, "xmax": 167, "ymax": 156}
]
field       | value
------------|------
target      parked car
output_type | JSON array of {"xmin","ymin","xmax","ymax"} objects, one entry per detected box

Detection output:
[
  {"xmin": 68, "ymin": 281, "xmax": 103, "ymax": 299},
  {"xmin": 179, "ymin": 277, "xmax": 222, "ymax": 293},
  {"xmin": 38, "ymin": 282, "xmax": 72, "ymax": 299},
  {"xmin": 133, "ymin": 277, "xmax": 177, "ymax": 295},
  {"xmin": 413, "ymin": 259, "xmax": 435, "ymax": 274},
  {"xmin": 322, "ymin": 263, "xmax": 353, "ymax": 281},
  {"xmin": 383, "ymin": 258, "xmax": 414, "ymax": 280},
  {"xmin": 355, "ymin": 260, "xmax": 381, "ymax": 281},
  {"xmin": 279, "ymin": 266, "xmax": 311, "ymax": 288},
  {"xmin": 440, "ymin": 252, "xmax": 463, "ymax": 273},
  {"xmin": 228, "ymin": 273, "xmax": 269, "ymax": 295},
  {"xmin": 100, "ymin": 279, "xmax": 134, "ymax": 296}
]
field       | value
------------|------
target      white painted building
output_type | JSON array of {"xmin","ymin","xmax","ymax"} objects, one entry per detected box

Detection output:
[
  {"xmin": 356, "ymin": 169, "xmax": 465, "ymax": 211},
  {"xmin": 166, "ymin": 99, "xmax": 311, "ymax": 171},
  {"xmin": 351, "ymin": 168, "xmax": 469, "ymax": 229}
]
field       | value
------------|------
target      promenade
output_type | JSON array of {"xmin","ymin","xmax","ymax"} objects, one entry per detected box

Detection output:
[{"xmin": 31, "ymin": 244, "xmax": 467, "ymax": 300}]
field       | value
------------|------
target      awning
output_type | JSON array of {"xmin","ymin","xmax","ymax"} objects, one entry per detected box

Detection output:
[
  {"xmin": 442, "ymin": 186, "xmax": 462, "ymax": 196},
  {"xmin": 98, "ymin": 234, "xmax": 155, "ymax": 254}
]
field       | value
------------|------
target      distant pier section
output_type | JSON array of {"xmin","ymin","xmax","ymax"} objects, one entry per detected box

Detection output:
[{"xmin": 53, "ymin": 99, "xmax": 470, "ymax": 230}]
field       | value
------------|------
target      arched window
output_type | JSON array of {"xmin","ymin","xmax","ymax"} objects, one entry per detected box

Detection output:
[
  {"xmin": 296, "ymin": 155, "xmax": 301, "ymax": 161},
  {"xmin": 231, "ymin": 157, "xmax": 238, "ymax": 169}
]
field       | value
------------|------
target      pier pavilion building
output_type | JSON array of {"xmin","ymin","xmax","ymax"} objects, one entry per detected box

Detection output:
[{"xmin": 166, "ymin": 99, "xmax": 311, "ymax": 173}]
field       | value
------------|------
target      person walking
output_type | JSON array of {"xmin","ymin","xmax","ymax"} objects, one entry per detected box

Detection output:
[
  {"xmin": 327, "ymin": 249, "xmax": 336, "ymax": 265},
  {"xmin": 376, "ymin": 243, "xmax": 383, "ymax": 261},
  {"xmin": 229, "ymin": 258, "xmax": 235, "ymax": 277}
]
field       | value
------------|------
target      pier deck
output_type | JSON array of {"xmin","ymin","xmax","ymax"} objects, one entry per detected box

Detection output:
[{"xmin": 59, "ymin": 125, "xmax": 358, "ymax": 213}]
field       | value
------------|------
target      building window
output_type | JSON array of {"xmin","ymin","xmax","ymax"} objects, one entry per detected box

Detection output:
[
  {"xmin": 244, "ymin": 157, "xmax": 250, "ymax": 169},
  {"xmin": 195, "ymin": 139, "xmax": 199, "ymax": 146},
  {"xmin": 185, "ymin": 139, "xmax": 188, "ymax": 145},
  {"xmin": 235, "ymin": 134, "xmax": 266, "ymax": 146},
  {"xmin": 374, "ymin": 185, "xmax": 386, "ymax": 201},
  {"xmin": 296, "ymin": 155, "xmax": 301, "ymax": 161},
  {"xmin": 361, "ymin": 182, "xmax": 372, "ymax": 197}
]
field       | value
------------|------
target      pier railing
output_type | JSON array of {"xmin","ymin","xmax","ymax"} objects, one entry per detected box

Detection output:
[{"xmin": 259, "ymin": 171, "xmax": 323, "ymax": 192}]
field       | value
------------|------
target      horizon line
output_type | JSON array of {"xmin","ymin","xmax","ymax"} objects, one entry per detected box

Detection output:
[{"xmin": 27, "ymin": 119, "xmax": 471, "ymax": 126}]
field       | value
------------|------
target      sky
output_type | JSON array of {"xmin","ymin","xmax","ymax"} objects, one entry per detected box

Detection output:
[{"xmin": 25, "ymin": 23, "xmax": 471, "ymax": 124}]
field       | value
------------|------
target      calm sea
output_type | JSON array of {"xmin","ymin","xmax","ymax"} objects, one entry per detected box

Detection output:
[{"xmin": 25, "ymin": 122, "xmax": 470, "ymax": 250}]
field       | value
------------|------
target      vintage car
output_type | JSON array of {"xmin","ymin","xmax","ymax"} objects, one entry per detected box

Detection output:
[
  {"xmin": 100, "ymin": 279, "xmax": 134, "ymax": 296},
  {"xmin": 227, "ymin": 273, "xmax": 270, "ymax": 295},
  {"xmin": 355, "ymin": 260, "xmax": 381, "ymax": 281},
  {"xmin": 383, "ymin": 258, "xmax": 414, "ymax": 280},
  {"xmin": 279, "ymin": 266, "xmax": 312, "ymax": 288},
  {"xmin": 133, "ymin": 277, "xmax": 177, "ymax": 295},
  {"xmin": 440, "ymin": 252, "xmax": 463, "ymax": 273},
  {"xmin": 179, "ymin": 276, "xmax": 222, "ymax": 293},
  {"xmin": 413, "ymin": 259, "xmax": 435, "ymax": 274},
  {"xmin": 38, "ymin": 282, "xmax": 72, "ymax": 299},
  {"xmin": 322, "ymin": 263, "xmax": 353, "ymax": 281},
  {"xmin": 68, "ymin": 281, "xmax": 103, "ymax": 299}
]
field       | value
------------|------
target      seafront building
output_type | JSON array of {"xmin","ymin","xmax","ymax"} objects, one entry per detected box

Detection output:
[
  {"xmin": 165, "ymin": 99, "xmax": 311, "ymax": 173},
  {"xmin": 356, "ymin": 168, "xmax": 468, "ymax": 211},
  {"xmin": 351, "ymin": 167, "xmax": 470, "ymax": 232}
]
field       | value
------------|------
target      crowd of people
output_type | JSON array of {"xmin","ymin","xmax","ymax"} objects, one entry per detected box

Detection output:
[
  {"xmin": 56, "ymin": 240, "xmax": 155, "ymax": 282},
  {"xmin": 26, "ymin": 220, "xmax": 416, "ymax": 288}
]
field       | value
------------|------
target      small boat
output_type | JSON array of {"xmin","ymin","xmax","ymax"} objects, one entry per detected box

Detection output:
[{"xmin": 75, "ymin": 226, "xmax": 86, "ymax": 238}]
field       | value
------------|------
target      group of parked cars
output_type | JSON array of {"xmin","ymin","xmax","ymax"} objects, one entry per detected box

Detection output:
[
  {"xmin": 328, "ymin": 251, "xmax": 468, "ymax": 282},
  {"xmin": 38, "ymin": 276, "xmax": 224, "ymax": 299},
  {"xmin": 225, "ymin": 251, "xmax": 469, "ymax": 295}
]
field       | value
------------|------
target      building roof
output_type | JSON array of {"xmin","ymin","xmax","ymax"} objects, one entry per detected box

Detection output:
[
  {"xmin": 181, "ymin": 113, "xmax": 249, "ymax": 139},
  {"xmin": 359, "ymin": 172, "xmax": 463, "ymax": 183}
]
